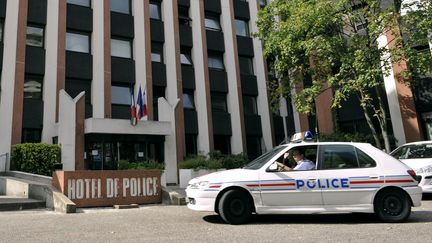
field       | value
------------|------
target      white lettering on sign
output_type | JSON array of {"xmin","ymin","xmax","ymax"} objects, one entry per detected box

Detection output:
[
  {"xmin": 122, "ymin": 177, "xmax": 159, "ymax": 197},
  {"xmin": 67, "ymin": 179, "xmax": 103, "ymax": 199},
  {"xmin": 66, "ymin": 177, "xmax": 159, "ymax": 200}
]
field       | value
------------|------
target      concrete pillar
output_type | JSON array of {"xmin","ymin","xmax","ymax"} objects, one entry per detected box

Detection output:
[
  {"xmin": 58, "ymin": 90, "xmax": 85, "ymax": 171},
  {"xmin": 158, "ymin": 97, "xmax": 179, "ymax": 184},
  {"xmin": 220, "ymin": 0, "xmax": 246, "ymax": 154},
  {"xmin": 191, "ymin": 0, "xmax": 213, "ymax": 154}
]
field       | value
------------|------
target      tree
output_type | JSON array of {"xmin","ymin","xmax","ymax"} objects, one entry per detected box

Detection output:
[{"xmin": 255, "ymin": 0, "xmax": 432, "ymax": 152}]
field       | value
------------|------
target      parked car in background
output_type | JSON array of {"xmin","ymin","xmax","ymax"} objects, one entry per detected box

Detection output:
[
  {"xmin": 390, "ymin": 141, "xmax": 432, "ymax": 193},
  {"xmin": 186, "ymin": 135, "xmax": 422, "ymax": 225}
]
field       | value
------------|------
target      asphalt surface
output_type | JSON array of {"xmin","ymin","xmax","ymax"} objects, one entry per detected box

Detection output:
[{"xmin": 1, "ymin": 195, "xmax": 431, "ymax": 243}]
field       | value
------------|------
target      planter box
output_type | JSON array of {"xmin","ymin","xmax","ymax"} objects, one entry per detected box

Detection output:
[{"xmin": 179, "ymin": 169, "xmax": 225, "ymax": 188}]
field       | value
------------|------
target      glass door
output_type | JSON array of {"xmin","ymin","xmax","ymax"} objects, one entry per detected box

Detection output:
[{"xmin": 422, "ymin": 112, "xmax": 432, "ymax": 140}]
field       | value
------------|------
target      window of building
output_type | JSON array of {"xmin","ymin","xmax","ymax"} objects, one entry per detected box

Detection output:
[
  {"xmin": 235, "ymin": 19, "xmax": 249, "ymax": 37},
  {"xmin": 0, "ymin": 21, "xmax": 3, "ymax": 43},
  {"xmin": 243, "ymin": 95, "xmax": 258, "ymax": 115},
  {"xmin": 183, "ymin": 92, "xmax": 195, "ymax": 109},
  {"xmin": 66, "ymin": 32, "xmax": 90, "ymax": 53},
  {"xmin": 239, "ymin": 56, "xmax": 254, "ymax": 75},
  {"xmin": 24, "ymin": 77, "xmax": 42, "ymax": 99},
  {"xmin": 65, "ymin": 79, "xmax": 92, "ymax": 104},
  {"xmin": 178, "ymin": 6, "xmax": 191, "ymax": 26},
  {"xmin": 247, "ymin": 136, "xmax": 262, "ymax": 160},
  {"xmin": 208, "ymin": 53, "xmax": 224, "ymax": 70},
  {"xmin": 185, "ymin": 135, "xmax": 197, "ymax": 156},
  {"xmin": 181, "ymin": 49, "xmax": 193, "ymax": 65},
  {"xmin": 67, "ymin": 0, "xmax": 91, "ymax": 7},
  {"xmin": 150, "ymin": 1, "xmax": 162, "ymax": 20},
  {"xmin": 211, "ymin": 93, "xmax": 227, "ymax": 112},
  {"xmin": 110, "ymin": 0, "xmax": 130, "ymax": 14},
  {"xmin": 214, "ymin": 135, "xmax": 231, "ymax": 154},
  {"xmin": 111, "ymin": 38, "xmax": 132, "ymax": 58},
  {"xmin": 205, "ymin": 15, "xmax": 221, "ymax": 31},
  {"xmin": 112, "ymin": 85, "xmax": 131, "ymax": 105},
  {"xmin": 26, "ymin": 26, "xmax": 44, "ymax": 47},
  {"xmin": 22, "ymin": 128, "xmax": 42, "ymax": 143},
  {"xmin": 151, "ymin": 42, "xmax": 163, "ymax": 62}
]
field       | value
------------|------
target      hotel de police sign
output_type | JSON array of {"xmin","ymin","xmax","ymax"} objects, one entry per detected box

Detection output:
[{"xmin": 53, "ymin": 170, "xmax": 162, "ymax": 207}]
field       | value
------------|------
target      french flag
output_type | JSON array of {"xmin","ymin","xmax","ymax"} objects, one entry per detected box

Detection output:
[
  {"xmin": 130, "ymin": 88, "xmax": 136, "ymax": 125},
  {"xmin": 136, "ymin": 85, "xmax": 147, "ymax": 120}
]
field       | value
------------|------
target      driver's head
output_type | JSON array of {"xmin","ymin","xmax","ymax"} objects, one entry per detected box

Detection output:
[{"xmin": 292, "ymin": 149, "xmax": 304, "ymax": 162}]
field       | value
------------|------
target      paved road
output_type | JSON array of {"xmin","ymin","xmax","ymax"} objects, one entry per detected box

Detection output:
[{"xmin": 1, "ymin": 195, "xmax": 432, "ymax": 243}]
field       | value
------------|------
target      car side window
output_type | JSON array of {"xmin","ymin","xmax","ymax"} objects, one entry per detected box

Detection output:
[
  {"xmin": 320, "ymin": 145, "xmax": 359, "ymax": 170},
  {"xmin": 356, "ymin": 148, "xmax": 376, "ymax": 168}
]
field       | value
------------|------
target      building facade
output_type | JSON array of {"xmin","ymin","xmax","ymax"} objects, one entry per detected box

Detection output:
[{"xmin": 0, "ymin": 0, "xmax": 276, "ymax": 184}]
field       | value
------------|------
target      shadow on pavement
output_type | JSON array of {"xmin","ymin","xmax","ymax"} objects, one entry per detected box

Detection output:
[{"xmin": 203, "ymin": 210, "xmax": 432, "ymax": 225}]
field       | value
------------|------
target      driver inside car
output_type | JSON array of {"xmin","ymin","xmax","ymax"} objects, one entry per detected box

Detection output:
[{"xmin": 276, "ymin": 149, "xmax": 315, "ymax": 171}]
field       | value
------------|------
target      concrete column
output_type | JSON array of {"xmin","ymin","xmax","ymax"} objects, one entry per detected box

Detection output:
[
  {"xmin": 163, "ymin": 0, "xmax": 185, "ymax": 161},
  {"xmin": 0, "ymin": 0, "xmax": 21, "ymax": 165},
  {"xmin": 133, "ymin": 0, "xmax": 153, "ymax": 120},
  {"xmin": 379, "ymin": 31, "xmax": 422, "ymax": 145},
  {"xmin": 58, "ymin": 90, "xmax": 85, "ymax": 171},
  {"xmin": 10, "ymin": 0, "xmax": 28, "ymax": 146},
  {"xmin": 42, "ymin": 0, "xmax": 61, "ymax": 142},
  {"xmin": 249, "ymin": 0, "xmax": 273, "ymax": 151},
  {"xmin": 190, "ymin": 0, "xmax": 213, "ymax": 154},
  {"xmin": 92, "ymin": 0, "xmax": 111, "ymax": 118},
  {"xmin": 158, "ymin": 97, "xmax": 179, "ymax": 184},
  {"xmin": 220, "ymin": 0, "xmax": 246, "ymax": 154}
]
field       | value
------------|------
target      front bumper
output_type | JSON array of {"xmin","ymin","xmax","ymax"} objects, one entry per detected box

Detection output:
[
  {"xmin": 419, "ymin": 175, "xmax": 432, "ymax": 193},
  {"xmin": 185, "ymin": 187, "xmax": 219, "ymax": 212}
]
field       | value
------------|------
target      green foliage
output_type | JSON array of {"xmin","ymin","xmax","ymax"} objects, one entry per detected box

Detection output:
[
  {"xmin": 179, "ymin": 151, "xmax": 249, "ymax": 170},
  {"xmin": 319, "ymin": 132, "xmax": 375, "ymax": 144},
  {"xmin": 255, "ymin": 0, "xmax": 432, "ymax": 152},
  {"xmin": 11, "ymin": 143, "xmax": 61, "ymax": 176},
  {"xmin": 118, "ymin": 160, "xmax": 164, "ymax": 170}
]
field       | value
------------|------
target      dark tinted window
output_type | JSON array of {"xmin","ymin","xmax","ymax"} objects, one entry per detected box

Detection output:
[
  {"xmin": 321, "ymin": 145, "xmax": 359, "ymax": 170},
  {"xmin": 391, "ymin": 144, "xmax": 432, "ymax": 159},
  {"xmin": 356, "ymin": 148, "xmax": 376, "ymax": 168}
]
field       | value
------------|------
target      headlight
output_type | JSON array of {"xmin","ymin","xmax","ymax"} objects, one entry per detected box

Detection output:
[
  {"xmin": 189, "ymin": 181, "xmax": 209, "ymax": 189},
  {"xmin": 415, "ymin": 165, "xmax": 432, "ymax": 174}
]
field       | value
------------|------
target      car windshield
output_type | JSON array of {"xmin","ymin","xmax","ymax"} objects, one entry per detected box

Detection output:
[
  {"xmin": 243, "ymin": 146, "xmax": 286, "ymax": 170},
  {"xmin": 391, "ymin": 144, "xmax": 432, "ymax": 160}
]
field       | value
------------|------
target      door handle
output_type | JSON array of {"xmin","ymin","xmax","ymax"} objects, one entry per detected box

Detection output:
[{"xmin": 369, "ymin": 176, "xmax": 379, "ymax": 180}]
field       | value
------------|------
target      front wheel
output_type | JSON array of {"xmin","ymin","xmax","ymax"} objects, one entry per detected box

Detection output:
[
  {"xmin": 374, "ymin": 190, "xmax": 411, "ymax": 223},
  {"xmin": 218, "ymin": 189, "xmax": 252, "ymax": 225}
]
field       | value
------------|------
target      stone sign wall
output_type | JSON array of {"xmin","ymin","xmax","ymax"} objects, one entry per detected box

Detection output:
[{"xmin": 53, "ymin": 170, "xmax": 162, "ymax": 207}]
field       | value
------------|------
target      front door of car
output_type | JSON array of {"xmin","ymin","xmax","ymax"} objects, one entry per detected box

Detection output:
[
  {"xmin": 259, "ymin": 145, "xmax": 323, "ymax": 207},
  {"xmin": 317, "ymin": 144, "xmax": 380, "ymax": 207}
]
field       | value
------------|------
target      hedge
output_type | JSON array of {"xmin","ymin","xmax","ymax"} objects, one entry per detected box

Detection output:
[{"xmin": 11, "ymin": 143, "xmax": 61, "ymax": 176}]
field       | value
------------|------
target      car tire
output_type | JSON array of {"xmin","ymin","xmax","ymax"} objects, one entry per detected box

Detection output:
[
  {"xmin": 374, "ymin": 190, "xmax": 411, "ymax": 223},
  {"xmin": 218, "ymin": 189, "xmax": 252, "ymax": 225}
]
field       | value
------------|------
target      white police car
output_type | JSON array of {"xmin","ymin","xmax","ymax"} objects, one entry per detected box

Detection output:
[{"xmin": 186, "ymin": 136, "xmax": 422, "ymax": 224}]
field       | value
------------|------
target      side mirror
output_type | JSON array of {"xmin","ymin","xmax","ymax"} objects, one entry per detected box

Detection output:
[{"xmin": 267, "ymin": 163, "xmax": 278, "ymax": 172}]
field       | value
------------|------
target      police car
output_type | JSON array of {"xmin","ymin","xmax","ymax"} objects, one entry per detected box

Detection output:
[{"xmin": 186, "ymin": 133, "xmax": 422, "ymax": 224}]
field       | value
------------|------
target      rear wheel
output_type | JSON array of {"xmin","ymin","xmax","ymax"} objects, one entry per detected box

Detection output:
[
  {"xmin": 218, "ymin": 189, "xmax": 252, "ymax": 225},
  {"xmin": 374, "ymin": 190, "xmax": 411, "ymax": 223}
]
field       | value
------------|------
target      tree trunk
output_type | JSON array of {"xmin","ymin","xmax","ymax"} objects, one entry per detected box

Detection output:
[
  {"xmin": 358, "ymin": 91, "xmax": 382, "ymax": 149},
  {"xmin": 374, "ymin": 86, "xmax": 392, "ymax": 152}
]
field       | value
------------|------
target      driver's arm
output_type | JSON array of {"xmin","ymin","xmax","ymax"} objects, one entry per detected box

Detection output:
[{"xmin": 276, "ymin": 162, "xmax": 292, "ymax": 172}]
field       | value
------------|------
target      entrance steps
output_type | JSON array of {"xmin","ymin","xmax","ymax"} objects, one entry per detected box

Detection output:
[
  {"xmin": 0, "ymin": 176, "xmax": 48, "ymax": 211},
  {"xmin": 0, "ymin": 195, "xmax": 46, "ymax": 211}
]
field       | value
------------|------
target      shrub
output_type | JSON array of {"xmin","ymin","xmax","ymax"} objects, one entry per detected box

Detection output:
[
  {"xmin": 180, "ymin": 151, "xmax": 249, "ymax": 170},
  {"xmin": 319, "ymin": 132, "xmax": 375, "ymax": 144},
  {"xmin": 118, "ymin": 160, "xmax": 164, "ymax": 170},
  {"xmin": 11, "ymin": 143, "xmax": 61, "ymax": 176}
]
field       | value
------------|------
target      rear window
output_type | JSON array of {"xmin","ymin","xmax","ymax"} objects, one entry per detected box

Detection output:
[{"xmin": 391, "ymin": 144, "xmax": 432, "ymax": 159}]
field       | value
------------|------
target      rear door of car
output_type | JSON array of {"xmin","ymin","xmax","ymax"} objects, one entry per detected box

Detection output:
[{"xmin": 317, "ymin": 144, "xmax": 380, "ymax": 207}]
